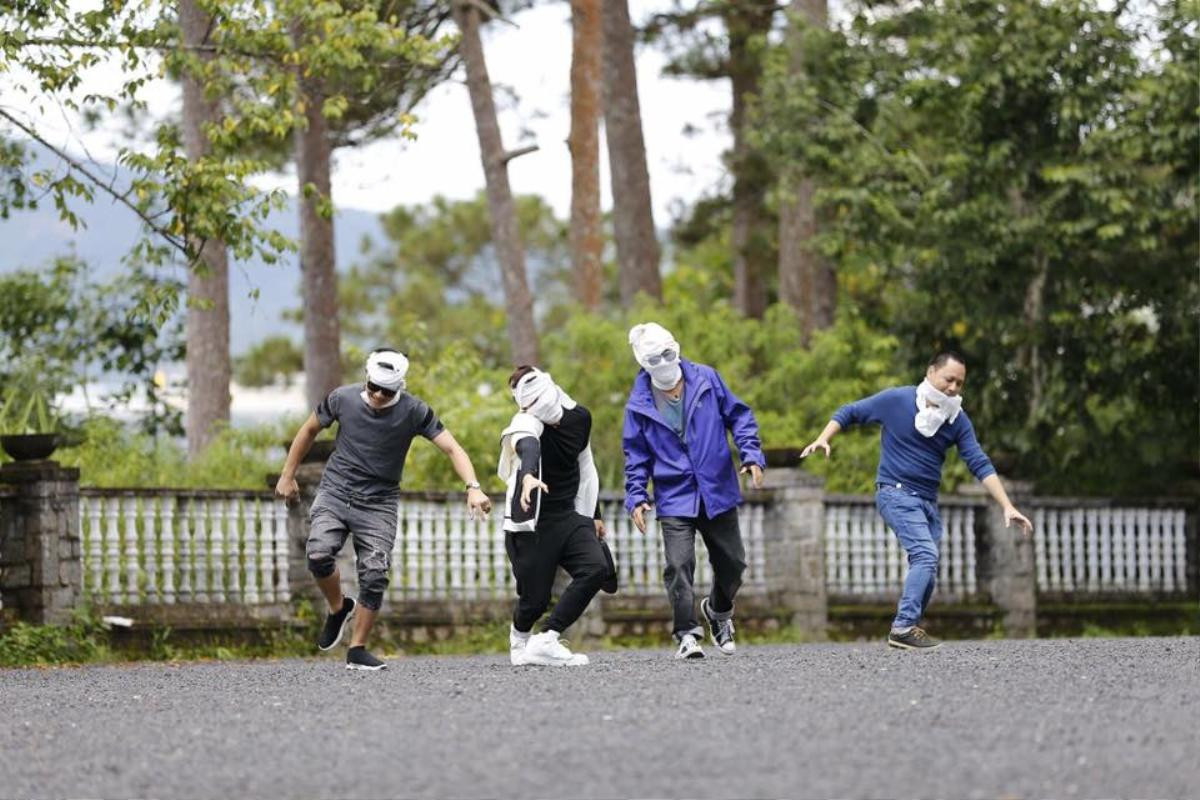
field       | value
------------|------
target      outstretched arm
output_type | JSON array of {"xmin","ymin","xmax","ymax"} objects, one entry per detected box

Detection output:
[
  {"xmin": 432, "ymin": 429, "xmax": 492, "ymax": 518},
  {"xmin": 801, "ymin": 419, "xmax": 843, "ymax": 459},
  {"xmin": 275, "ymin": 413, "xmax": 323, "ymax": 504},
  {"xmin": 980, "ymin": 474, "xmax": 1033, "ymax": 535}
]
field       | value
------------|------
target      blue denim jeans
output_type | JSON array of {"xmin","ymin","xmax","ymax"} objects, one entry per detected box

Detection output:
[{"xmin": 875, "ymin": 485, "xmax": 943, "ymax": 629}]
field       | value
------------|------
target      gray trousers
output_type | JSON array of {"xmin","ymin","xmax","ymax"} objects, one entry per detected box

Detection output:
[
  {"xmin": 659, "ymin": 507, "xmax": 746, "ymax": 639},
  {"xmin": 307, "ymin": 491, "xmax": 398, "ymax": 611}
]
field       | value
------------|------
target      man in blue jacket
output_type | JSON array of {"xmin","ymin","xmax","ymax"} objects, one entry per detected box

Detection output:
[
  {"xmin": 801, "ymin": 351, "xmax": 1032, "ymax": 651},
  {"xmin": 623, "ymin": 322, "xmax": 765, "ymax": 660}
]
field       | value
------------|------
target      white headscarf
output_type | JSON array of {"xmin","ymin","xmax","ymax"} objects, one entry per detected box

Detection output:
[
  {"xmin": 628, "ymin": 322, "xmax": 682, "ymax": 391},
  {"xmin": 511, "ymin": 368, "xmax": 576, "ymax": 425},
  {"xmin": 915, "ymin": 379, "xmax": 963, "ymax": 437},
  {"xmin": 361, "ymin": 349, "xmax": 409, "ymax": 408}
]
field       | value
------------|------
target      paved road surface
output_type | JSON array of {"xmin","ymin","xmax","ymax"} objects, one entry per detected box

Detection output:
[{"xmin": 2, "ymin": 637, "xmax": 1196, "ymax": 798}]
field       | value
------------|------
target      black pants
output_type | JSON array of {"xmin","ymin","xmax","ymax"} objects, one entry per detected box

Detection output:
[
  {"xmin": 505, "ymin": 510, "xmax": 608, "ymax": 633},
  {"xmin": 659, "ymin": 507, "xmax": 747, "ymax": 639}
]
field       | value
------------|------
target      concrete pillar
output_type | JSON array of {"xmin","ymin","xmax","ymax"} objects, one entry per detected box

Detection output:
[
  {"xmin": 0, "ymin": 461, "xmax": 82, "ymax": 624},
  {"xmin": 968, "ymin": 478, "xmax": 1037, "ymax": 637},
  {"xmin": 760, "ymin": 465, "xmax": 827, "ymax": 636}
]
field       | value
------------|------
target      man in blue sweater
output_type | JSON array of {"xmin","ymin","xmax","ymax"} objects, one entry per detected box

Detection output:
[{"xmin": 801, "ymin": 352, "xmax": 1031, "ymax": 650}]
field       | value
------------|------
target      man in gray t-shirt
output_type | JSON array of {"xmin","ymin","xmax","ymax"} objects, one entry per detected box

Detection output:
[{"xmin": 276, "ymin": 349, "xmax": 492, "ymax": 670}]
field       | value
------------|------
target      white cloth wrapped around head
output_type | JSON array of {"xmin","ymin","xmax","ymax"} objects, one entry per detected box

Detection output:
[
  {"xmin": 628, "ymin": 322, "xmax": 682, "ymax": 390},
  {"xmin": 365, "ymin": 349, "xmax": 408, "ymax": 391},
  {"xmin": 511, "ymin": 367, "xmax": 575, "ymax": 425}
]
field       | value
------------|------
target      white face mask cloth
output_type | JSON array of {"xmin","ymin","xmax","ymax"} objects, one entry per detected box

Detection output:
[
  {"xmin": 914, "ymin": 378, "xmax": 963, "ymax": 437},
  {"xmin": 629, "ymin": 322, "xmax": 682, "ymax": 390},
  {"xmin": 512, "ymin": 368, "xmax": 575, "ymax": 425}
]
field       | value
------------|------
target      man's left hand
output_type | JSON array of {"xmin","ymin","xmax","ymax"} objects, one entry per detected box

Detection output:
[
  {"xmin": 594, "ymin": 519, "xmax": 606, "ymax": 540},
  {"xmin": 740, "ymin": 463, "xmax": 765, "ymax": 489},
  {"xmin": 467, "ymin": 487, "xmax": 492, "ymax": 519},
  {"xmin": 1005, "ymin": 505, "xmax": 1033, "ymax": 536}
]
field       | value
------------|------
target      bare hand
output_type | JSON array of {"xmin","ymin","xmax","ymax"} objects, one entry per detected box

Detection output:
[
  {"xmin": 800, "ymin": 440, "xmax": 831, "ymax": 459},
  {"xmin": 520, "ymin": 474, "xmax": 548, "ymax": 512},
  {"xmin": 631, "ymin": 502, "xmax": 652, "ymax": 534},
  {"xmin": 274, "ymin": 475, "xmax": 299, "ymax": 507},
  {"xmin": 1005, "ymin": 506, "xmax": 1033, "ymax": 536},
  {"xmin": 467, "ymin": 487, "xmax": 492, "ymax": 520},
  {"xmin": 594, "ymin": 519, "xmax": 607, "ymax": 540},
  {"xmin": 740, "ymin": 463, "xmax": 764, "ymax": 489}
]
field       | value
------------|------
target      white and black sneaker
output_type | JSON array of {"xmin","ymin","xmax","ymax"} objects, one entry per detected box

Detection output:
[
  {"xmin": 346, "ymin": 646, "xmax": 388, "ymax": 671},
  {"xmin": 523, "ymin": 631, "xmax": 589, "ymax": 666},
  {"xmin": 701, "ymin": 598, "xmax": 736, "ymax": 655},
  {"xmin": 675, "ymin": 633, "xmax": 705, "ymax": 660},
  {"xmin": 317, "ymin": 597, "xmax": 355, "ymax": 651}
]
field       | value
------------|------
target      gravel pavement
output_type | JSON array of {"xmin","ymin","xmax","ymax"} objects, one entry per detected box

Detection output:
[{"xmin": 1, "ymin": 636, "xmax": 1197, "ymax": 798}]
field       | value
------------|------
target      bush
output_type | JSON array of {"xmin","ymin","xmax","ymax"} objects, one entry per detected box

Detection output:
[{"xmin": 0, "ymin": 612, "xmax": 110, "ymax": 667}]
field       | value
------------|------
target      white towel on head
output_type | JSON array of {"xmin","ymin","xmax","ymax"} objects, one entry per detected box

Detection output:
[
  {"xmin": 628, "ymin": 322, "xmax": 679, "ymax": 366},
  {"xmin": 511, "ymin": 368, "xmax": 575, "ymax": 425}
]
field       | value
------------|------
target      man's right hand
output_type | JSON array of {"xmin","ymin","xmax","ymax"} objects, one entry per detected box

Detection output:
[
  {"xmin": 800, "ymin": 439, "xmax": 831, "ymax": 459},
  {"xmin": 520, "ymin": 474, "xmax": 548, "ymax": 512},
  {"xmin": 275, "ymin": 475, "xmax": 299, "ymax": 506},
  {"xmin": 631, "ymin": 502, "xmax": 652, "ymax": 534}
]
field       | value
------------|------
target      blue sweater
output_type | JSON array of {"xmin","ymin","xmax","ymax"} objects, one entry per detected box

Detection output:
[{"xmin": 832, "ymin": 386, "xmax": 996, "ymax": 501}]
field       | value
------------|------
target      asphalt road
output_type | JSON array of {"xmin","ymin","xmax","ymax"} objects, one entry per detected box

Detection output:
[{"xmin": 1, "ymin": 637, "xmax": 1196, "ymax": 799}]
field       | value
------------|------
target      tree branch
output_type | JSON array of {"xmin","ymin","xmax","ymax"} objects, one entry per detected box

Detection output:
[
  {"xmin": 457, "ymin": 0, "xmax": 519, "ymax": 28},
  {"xmin": 0, "ymin": 107, "xmax": 190, "ymax": 257},
  {"xmin": 501, "ymin": 143, "xmax": 539, "ymax": 164}
]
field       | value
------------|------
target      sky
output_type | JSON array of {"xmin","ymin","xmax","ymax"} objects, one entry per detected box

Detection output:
[{"xmin": 5, "ymin": 1, "xmax": 737, "ymax": 227}]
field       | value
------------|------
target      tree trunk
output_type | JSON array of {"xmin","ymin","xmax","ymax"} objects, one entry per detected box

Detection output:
[
  {"xmin": 569, "ymin": 0, "xmax": 604, "ymax": 311},
  {"xmin": 778, "ymin": 0, "xmax": 834, "ymax": 339},
  {"xmin": 728, "ymin": 1, "xmax": 775, "ymax": 319},
  {"xmin": 179, "ymin": 0, "xmax": 231, "ymax": 457},
  {"xmin": 601, "ymin": 0, "xmax": 662, "ymax": 304},
  {"xmin": 294, "ymin": 60, "xmax": 343, "ymax": 411},
  {"xmin": 454, "ymin": 2, "xmax": 539, "ymax": 365}
]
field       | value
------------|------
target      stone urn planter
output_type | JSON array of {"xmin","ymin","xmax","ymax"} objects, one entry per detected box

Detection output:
[{"xmin": 1, "ymin": 433, "xmax": 61, "ymax": 462}]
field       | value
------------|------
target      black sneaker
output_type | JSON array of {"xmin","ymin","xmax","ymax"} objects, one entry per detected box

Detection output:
[
  {"xmin": 887, "ymin": 626, "xmax": 942, "ymax": 650},
  {"xmin": 317, "ymin": 597, "xmax": 355, "ymax": 651},
  {"xmin": 700, "ymin": 597, "xmax": 736, "ymax": 654},
  {"xmin": 346, "ymin": 646, "xmax": 388, "ymax": 671}
]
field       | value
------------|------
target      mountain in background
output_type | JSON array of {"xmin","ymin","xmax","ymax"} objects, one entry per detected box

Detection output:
[{"xmin": 0, "ymin": 148, "xmax": 386, "ymax": 355}]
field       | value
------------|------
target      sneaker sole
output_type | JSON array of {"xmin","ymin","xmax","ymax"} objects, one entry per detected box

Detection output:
[
  {"xmin": 676, "ymin": 650, "xmax": 706, "ymax": 660},
  {"xmin": 520, "ymin": 654, "xmax": 589, "ymax": 667},
  {"xmin": 886, "ymin": 639, "xmax": 942, "ymax": 651},
  {"xmin": 345, "ymin": 662, "xmax": 387, "ymax": 671},
  {"xmin": 318, "ymin": 607, "xmax": 355, "ymax": 652}
]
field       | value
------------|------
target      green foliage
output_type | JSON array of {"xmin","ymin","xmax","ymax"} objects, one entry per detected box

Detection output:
[
  {"xmin": 755, "ymin": 0, "xmax": 1199, "ymax": 494},
  {"xmin": 233, "ymin": 335, "xmax": 305, "ymax": 388},
  {"xmin": 0, "ymin": 258, "xmax": 184, "ymax": 437},
  {"xmin": 54, "ymin": 415, "xmax": 295, "ymax": 489},
  {"xmin": 0, "ymin": 611, "xmax": 110, "ymax": 667}
]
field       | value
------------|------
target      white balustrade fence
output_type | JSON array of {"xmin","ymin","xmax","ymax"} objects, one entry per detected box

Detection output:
[
  {"xmin": 1033, "ymin": 505, "xmax": 1188, "ymax": 594},
  {"xmin": 70, "ymin": 490, "xmax": 1197, "ymax": 608},
  {"xmin": 382, "ymin": 496, "xmax": 767, "ymax": 602},
  {"xmin": 824, "ymin": 499, "xmax": 980, "ymax": 599},
  {"xmin": 79, "ymin": 490, "xmax": 290, "ymax": 605}
]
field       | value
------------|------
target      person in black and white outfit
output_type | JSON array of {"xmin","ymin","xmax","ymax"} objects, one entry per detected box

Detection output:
[{"xmin": 499, "ymin": 366, "xmax": 615, "ymax": 667}]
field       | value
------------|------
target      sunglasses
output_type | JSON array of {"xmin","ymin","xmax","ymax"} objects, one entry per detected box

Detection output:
[
  {"xmin": 366, "ymin": 381, "xmax": 398, "ymax": 398},
  {"xmin": 644, "ymin": 349, "xmax": 678, "ymax": 367}
]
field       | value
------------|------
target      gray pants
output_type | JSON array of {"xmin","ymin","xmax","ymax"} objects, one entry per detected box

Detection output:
[
  {"xmin": 307, "ymin": 491, "xmax": 397, "ymax": 611},
  {"xmin": 659, "ymin": 508, "xmax": 746, "ymax": 639}
]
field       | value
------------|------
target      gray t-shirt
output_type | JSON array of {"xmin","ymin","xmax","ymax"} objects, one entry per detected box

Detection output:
[
  {"xmin": 653, "ymin": 385, "xmax": 686, "ymax": 440},
  {"xmin": 315, "ymin": 384, "xmax": 445, "ymax": 499}
]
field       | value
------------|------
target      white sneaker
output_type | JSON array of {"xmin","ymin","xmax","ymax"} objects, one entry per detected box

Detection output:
[
  {"xmin": 523, "ymin": 631, "xmax": 589, "ymax": 666},
  {"xmin": 509, "ymin": 625, "xmax": 532, "ymax": 666},
  {"xmin": 675, "ymin": 633, "xmax": 706, "ymax": 660}
]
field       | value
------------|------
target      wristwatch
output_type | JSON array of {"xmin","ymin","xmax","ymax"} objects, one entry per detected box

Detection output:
[{"xmin": 464, "ymin": 481, "xmax": 481, "ymax": 491}]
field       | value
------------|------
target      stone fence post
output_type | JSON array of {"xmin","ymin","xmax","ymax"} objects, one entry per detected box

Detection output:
[
  {"xmin": 964, "ymin": 478, "xmax": 1037, "ymax": 637},
  {"xmin": 0, "ymin": 461, "xmax": 82, "ymax": 624},
  {"xmin": 759, "ymin": 462, "xmax": 827, "ymax": 637}
]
